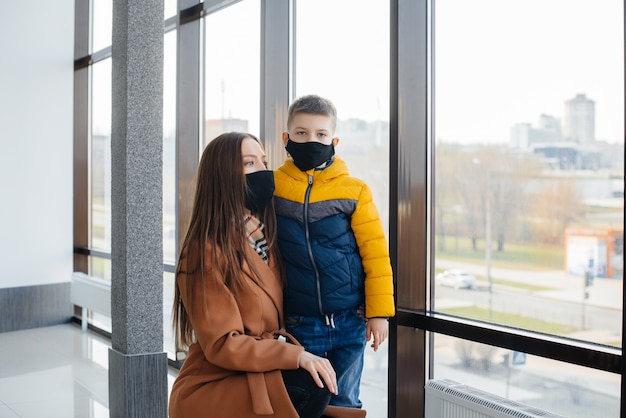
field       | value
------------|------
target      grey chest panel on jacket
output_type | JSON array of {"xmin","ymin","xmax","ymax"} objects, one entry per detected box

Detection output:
[{"xmin": 274, "ymin": 197, "xmax": 357, "ymax": 223}]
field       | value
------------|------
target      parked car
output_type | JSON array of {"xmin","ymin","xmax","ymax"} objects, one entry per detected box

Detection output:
[{"xmin": 435, "ymin": 269, "xmax": 476, "ymax": 289}]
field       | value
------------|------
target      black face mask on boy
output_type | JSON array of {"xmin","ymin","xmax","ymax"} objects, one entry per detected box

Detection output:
[
  {"xmin": 244, "ymin": 170, "xmax": 275, "ymax": 214},
  {"xmin": 285, "ymin": 138, "xmax": 335, "ymax": 172}
]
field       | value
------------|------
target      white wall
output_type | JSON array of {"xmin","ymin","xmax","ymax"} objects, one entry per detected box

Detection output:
[{"xmin": 0, "ymin": 1, "xmax": 74, "ymax": 288}]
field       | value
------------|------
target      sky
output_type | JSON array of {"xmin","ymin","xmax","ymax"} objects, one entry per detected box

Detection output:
[
  {"xmin": 433, "ymin": 0, "xmax": 624, "ymax": 144},
  {"xmin": 96, "ymin": 0, "xmax": 624, "ymax": 145},
  {"xmin": 295, "ymin": 0, "xmax": 624, "ymax": 144}
]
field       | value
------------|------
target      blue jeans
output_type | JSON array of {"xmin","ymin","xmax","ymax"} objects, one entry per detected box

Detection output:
[{"xmin": 285, "ymin": 308, "xmax": 367, "ymax": 408}]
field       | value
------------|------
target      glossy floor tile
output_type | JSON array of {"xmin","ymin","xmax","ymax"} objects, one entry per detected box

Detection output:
[
  {"xmin": 0, "ymin": 323, "xmax": 176, "ymax": 418},
  {"xmin": 0, "ymin": 323, "xmax": 387, "ymax": 417}
]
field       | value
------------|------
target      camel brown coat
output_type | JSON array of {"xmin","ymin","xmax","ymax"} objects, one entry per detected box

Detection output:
[{"xmin": 168, "ymin": 243, "xmax": 304, "ymax": 418}]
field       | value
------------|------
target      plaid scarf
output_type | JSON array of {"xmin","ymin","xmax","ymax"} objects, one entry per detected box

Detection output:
[{"xmin": 244, "ymin": 214, "xmax": 269, "ymax": 264}]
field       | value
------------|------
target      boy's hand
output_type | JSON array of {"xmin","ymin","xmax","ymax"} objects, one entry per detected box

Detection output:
[{"xmin": 366, "ymin": 317, "xmax": 388, "ymax": 352}]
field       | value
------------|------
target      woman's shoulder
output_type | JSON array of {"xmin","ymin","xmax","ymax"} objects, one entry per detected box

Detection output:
[
  {"xmin": 177, "ymin": 240, "xmax": 221, "ymax": 277},
  {"xmin": 179, "ymin": 239, "xmax": 223, "ymax": 257}
]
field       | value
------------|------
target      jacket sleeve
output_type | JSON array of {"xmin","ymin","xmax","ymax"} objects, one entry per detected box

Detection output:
[
  {"xmin": 178, "ymin": 246, "xmax": 304, "ymax": 372},
  {"xmin": 350, "ymin": 183, "xmax": 396, "ymax": 318}
]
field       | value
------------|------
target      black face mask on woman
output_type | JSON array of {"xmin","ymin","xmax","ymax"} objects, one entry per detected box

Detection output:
[
  {"xmin": 285, "ymin": 138, "xmax": 335, "ymax": 172},
  {"xmin": 244, "ymin": 170, "xmax": 275, "ymax": 214}
]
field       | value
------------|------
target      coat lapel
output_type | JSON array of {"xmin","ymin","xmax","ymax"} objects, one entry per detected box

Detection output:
[{"xmin": 245, "ymin": 245, "xmax": 284, "ymax": 325}]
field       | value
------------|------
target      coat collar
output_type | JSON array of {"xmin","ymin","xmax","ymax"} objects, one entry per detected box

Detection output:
[{"xmin": 244, "ymin": 244, "xmax": 284, "ymax": 326}]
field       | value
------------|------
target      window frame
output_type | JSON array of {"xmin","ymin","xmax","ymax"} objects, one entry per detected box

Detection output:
[
  {"xmin": 389, "ymin": 0, "xmax": 625, "ymax": 416},
  {"xmin": 73, "ymin": 0, "xmax": 625, "ymax": 416}
]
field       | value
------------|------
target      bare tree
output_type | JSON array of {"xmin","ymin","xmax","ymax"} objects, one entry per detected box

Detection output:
[
  {"xmin": 434, "ymin": 143, "xmax": 465, "ymax": 251},
  {"xmin": 528, "ymin": 176, "xmax": 586, "ymax": 244},
  {"xmin": 436, "ymin": 145, "xmax": 542, "ymax": 252}
]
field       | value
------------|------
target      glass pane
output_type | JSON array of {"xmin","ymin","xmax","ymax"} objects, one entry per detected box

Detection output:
[
  {"xmin": 163, "ymin": 31, "xmax": 176, "ymax": 360},
  {"xmin": 90, "ymin": 257, "xmax": 111, "ymax": 281},
  {"xmin": 295, "ymin": 0, "xmax": 390, "ymax": 233},
  {"xmin": 203, "ymin": 0, "xmax": 260, "ymax": 146},
  {"xmin": 164, "ymin": 30, "xmax": 177, "ymax": 264},
  {"xmin": 295, "ymin": 1, "xmax": 390, "ymax": 416},
  {"xmin": 164, "ymin": 271, "xmax": 176, "ymax": 358},
  {"xmin": 164, "ymin": 0, "xmax": 177, "ymax": 19},
  {"xmin": 433, "ymin": 0, "xmax": 624, "ymax": 346},
  {"xmin": 430, "ymin": 334, "xmax": 620, "ymax": 417},
  {"xmin": 91, "ymin": 59, "xmax": 112, "ymax": 256},
  {"xmin": 91, "ymin": 309, "xmax": 112, "ymax": 334},
  {"xmin": 92, "ymin": 0, "xmax": 112, "ymax": 52}
]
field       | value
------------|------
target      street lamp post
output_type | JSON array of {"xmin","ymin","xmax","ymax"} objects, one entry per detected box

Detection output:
[
  {"xmin": 485, "ymin": 182, "xmax": 493, "ymax": 321},
  {"xmin": 485, "ymin": 172, "xmax": 493, "ymax": 321},
  {"xmin": 473, "ymin": 158, "xmax": 494, "ymax": 321}
]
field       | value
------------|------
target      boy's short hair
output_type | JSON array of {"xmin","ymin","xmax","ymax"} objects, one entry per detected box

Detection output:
[{"xmin": 287, "ymin": 94, "xmax": 337, "ymax": 130}]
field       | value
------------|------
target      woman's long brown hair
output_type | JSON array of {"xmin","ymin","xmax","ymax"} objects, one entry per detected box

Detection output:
[{"xmin": 172, "ymin": 132, "xmax": 279, "ymax": 349}]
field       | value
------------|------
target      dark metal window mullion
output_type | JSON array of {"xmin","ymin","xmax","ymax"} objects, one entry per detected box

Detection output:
[
  {"xmin": 398, "ymin": 309, "xmax": 622, "ymax": 374},
  {"xmin": 73, "ymin": 0, "xmax": 90, "ymax": 275}
]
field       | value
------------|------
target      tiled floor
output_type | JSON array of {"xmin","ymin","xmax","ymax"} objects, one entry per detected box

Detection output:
[
  {"xmin": 0, "ymin": 323, "xmax": 177, "ymax": 418},
  {"xmin": 0, "ymin": 323, "xmax": 387, "ymax": 417}
]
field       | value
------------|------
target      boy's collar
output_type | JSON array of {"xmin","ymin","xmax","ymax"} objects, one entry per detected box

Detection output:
[{"xmin": 314, "ymin": 156, "xmax": 335, "ymax": 171}]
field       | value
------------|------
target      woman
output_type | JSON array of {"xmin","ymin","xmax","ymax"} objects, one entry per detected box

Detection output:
[{"xmin": 169, "ymin": 132, "xmax": 337, "ymax": 418}]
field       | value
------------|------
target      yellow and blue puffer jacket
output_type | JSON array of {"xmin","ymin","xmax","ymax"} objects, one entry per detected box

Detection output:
[{"xmin": 274, "ymin": 156, "xmax": 395, "ymax": 319}]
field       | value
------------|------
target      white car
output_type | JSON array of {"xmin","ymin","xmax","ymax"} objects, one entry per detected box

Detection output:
[{"xmin": 435, "ymin": 269, "xmax": 476, "ymax": 289}]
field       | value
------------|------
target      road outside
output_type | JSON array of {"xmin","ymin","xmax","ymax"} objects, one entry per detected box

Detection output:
[{"xmin": 358, "ymin": 259, "xmax": 623, "ymax": 417}]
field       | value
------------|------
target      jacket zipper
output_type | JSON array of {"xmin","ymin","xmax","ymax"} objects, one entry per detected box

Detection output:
[{"xmin": 303, "ymin": 174, "xmax": 325, "ymax": 315}]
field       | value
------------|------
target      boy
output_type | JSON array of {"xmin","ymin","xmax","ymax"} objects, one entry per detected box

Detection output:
[{"xmin": 273, "ymin": 94, "xmax": 395, "ymax": 409}]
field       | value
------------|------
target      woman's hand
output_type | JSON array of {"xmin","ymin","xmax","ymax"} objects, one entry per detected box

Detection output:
[{"xmin": 298, "ymin": 351, "xmax": 338, "ymax": 395}]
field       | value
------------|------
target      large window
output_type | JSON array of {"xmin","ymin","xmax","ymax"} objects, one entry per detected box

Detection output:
[
  {"xmin": 203, "ymin": 0, "xmax": 260, "ymax": 145},
  {"xmin": 92, "ymin": 0, "xmax": 112, "ymax": 53},
  {"xmin": 295, "ymin": 1, "xmax": 391, "ymax": 414},
  {"xmin": 90, "ymin": 0, "xmax": 113, "ymax": 280},
  {"xmin": 76, "ymin": 0, "xmax": 179, "ymax": 344},
  {"xmin": 295, "ymin": 0, "xmax": 390, "ymax": 230},
  {"xmin": 164, "ymin": 29, "xmax": 177, "ymax": 265},
  {"xmin": 74, "ymin": 0, "xmax": 625, "ymax": 416},
  {"xmin": 431, "ymin": 1, "xmax": 624, "ymax": 416},
  {"xmin": 90, "ymin": 58, "xmax": 112, "ymax": 280},
  {"xmin": 431, "ymin": 334, "xmax": 620, "ymax": 416},
  {"xmin": 163, "ymin": 27, "xmax": 178, "ymax": 357}
]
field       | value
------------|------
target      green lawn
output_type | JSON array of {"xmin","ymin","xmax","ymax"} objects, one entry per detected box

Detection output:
[
  {"xmin": 438, "ymin": 306, "xmax": 621, "ymax": 347},
  {"xmin": 489, "ymin": 278, "xmax": 553, "ymax": 292},
  {"xmin": 439, "ymin": 306, "xmax": 579, "ymax": 335},
  {"xmin": 435, "ymin": 235, "xmax": 564, "ymax": 270}
]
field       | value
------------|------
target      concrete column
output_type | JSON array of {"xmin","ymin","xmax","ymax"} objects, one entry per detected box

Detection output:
[{"xmin": 109, "ymin": 0, "xmax": 167, "ymax": 417}]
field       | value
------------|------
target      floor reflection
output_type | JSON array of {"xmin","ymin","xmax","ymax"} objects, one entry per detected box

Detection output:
[{"xmin": 0, "ymin": 323, "xmax": 177, "ymax": 418}]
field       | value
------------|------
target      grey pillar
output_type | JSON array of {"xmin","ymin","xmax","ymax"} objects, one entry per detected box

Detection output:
[{"xmin": 109, "ymin": 0, "xmax": 167, "ymax": 417}]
